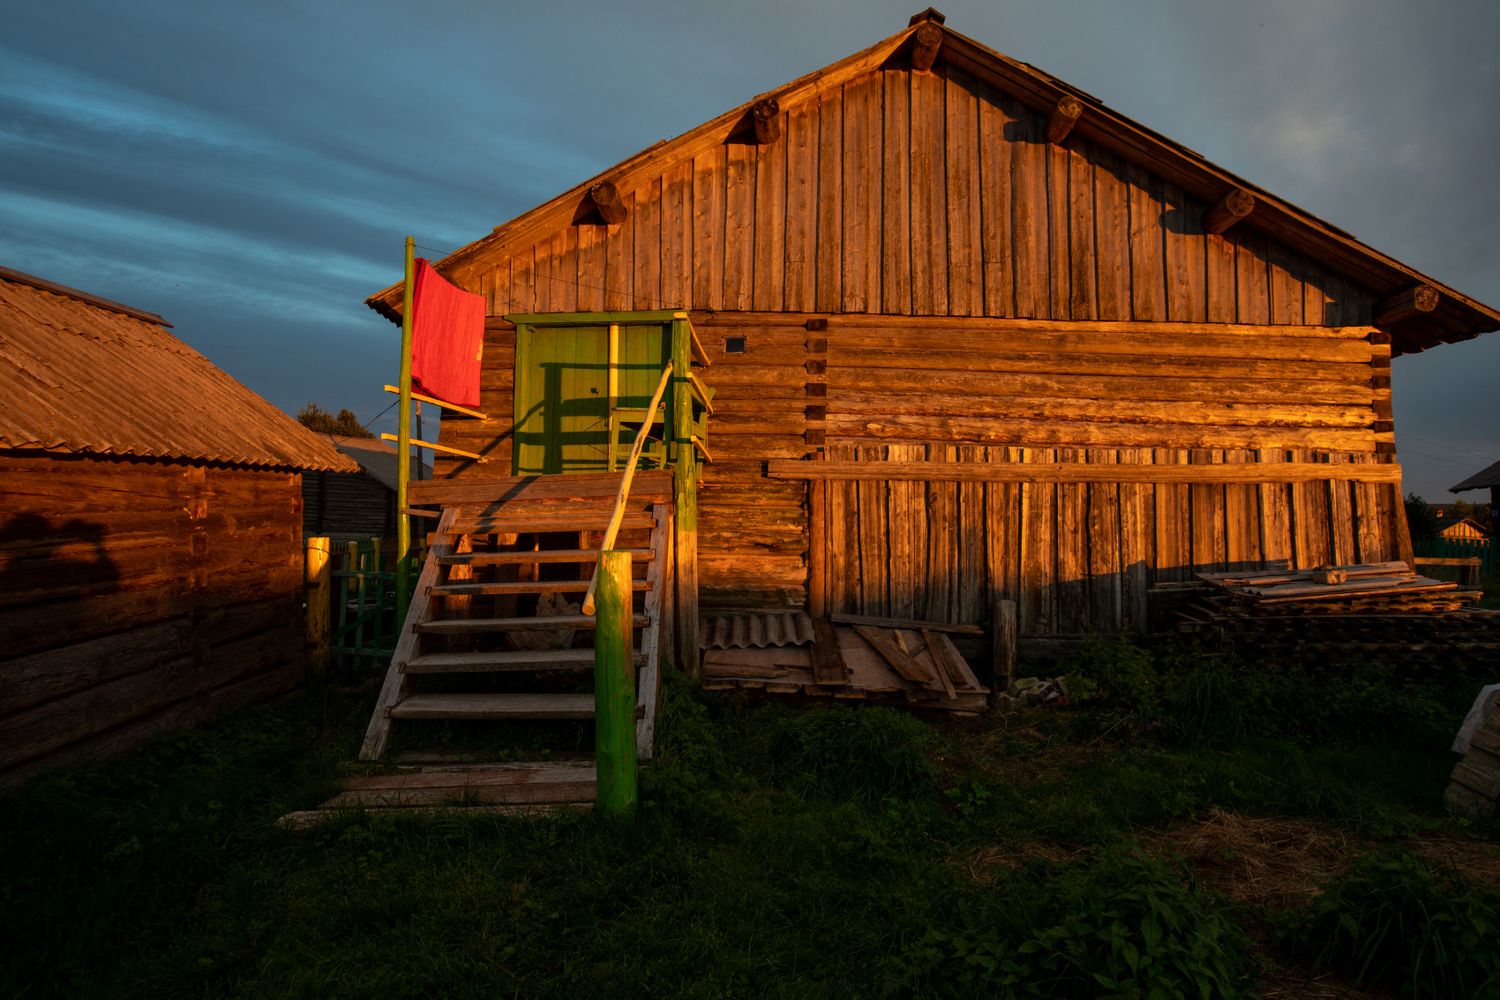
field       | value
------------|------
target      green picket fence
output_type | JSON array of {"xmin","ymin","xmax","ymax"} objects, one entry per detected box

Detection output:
[
  {"xmin": 1414, "ymin": 535, "xmax": 1496, "ymax": 577},
  {"xmin": 330, "ymin": 538, "xmax": 421, "ymax": 671}
]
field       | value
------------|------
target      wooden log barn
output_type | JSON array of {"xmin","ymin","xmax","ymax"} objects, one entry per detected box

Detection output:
[
  {"xmin": 347, "ymin": 11, "xmax": 1500, "ymax": 779},
  {"xmin": 301, "ymin": 435, "xmax": 430, "ymax": 541},
  {"xmin": 0, "ymin": 266, "xmax": 357, "ymax": 787}
]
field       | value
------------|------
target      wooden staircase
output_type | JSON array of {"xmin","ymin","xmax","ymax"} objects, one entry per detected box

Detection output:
[{"xmin": 359, "ymin": 470, "xmax": 675, "ymax": 769}]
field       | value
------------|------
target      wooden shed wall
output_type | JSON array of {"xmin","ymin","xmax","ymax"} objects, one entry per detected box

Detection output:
[
  {"xmin": 0, "ymin": 452, "xmax": 305, "ymax": 786},
  {"xmin": 434, "ymin": 311, "xmax": 1404, "ymax": 630},
  {"xmin": 426, "ymin": 61, "xmax": 1410, "ymax": 634},
  {"xmin": 302, "ymin": 470, "xmax": 396, "ymax": 539}
]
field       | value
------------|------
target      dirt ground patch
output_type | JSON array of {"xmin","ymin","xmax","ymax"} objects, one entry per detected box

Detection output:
[{"xmin": 1147, "ymin": 809, "xmax": 1500, "ymax": 908}]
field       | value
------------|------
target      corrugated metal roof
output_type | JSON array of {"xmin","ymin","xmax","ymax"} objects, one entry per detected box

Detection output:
[
  {"xmin": 700, "ymin": 610, "xmax": 816, "ymax": 650},
  {"xmin": 1451, "ymin": 460, "xmax": 1500, "ymax": 493},
  {"xmin": 330, "ymin": 436, "xmax": 431, "ymax": 492},
  {"xmin": 0, "ymin": 270, "xmax": 356, "ymax": 472}
]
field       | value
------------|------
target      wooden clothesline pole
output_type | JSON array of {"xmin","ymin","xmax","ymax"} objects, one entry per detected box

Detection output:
[{"xmin": 394, "ymin": 236, "xmax": 415, "ymax": 626}]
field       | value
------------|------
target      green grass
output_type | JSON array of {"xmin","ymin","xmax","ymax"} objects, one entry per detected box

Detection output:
[{"xmin": 2, "ymin": 650, "xmax": 1497, "ymax": 998}]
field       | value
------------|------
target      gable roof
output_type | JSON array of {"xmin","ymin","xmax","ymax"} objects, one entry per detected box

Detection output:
[
  {"xmin": 0, "ymin": 267, "xmax": 357, "ymax": 472},
  {"xmin": 367, "ymin": 12, "xmax": 1499, "ymax": 356},
  {"xmin": 1451, "ymin": 459, "xmax": 1500, "ymax": 494}
]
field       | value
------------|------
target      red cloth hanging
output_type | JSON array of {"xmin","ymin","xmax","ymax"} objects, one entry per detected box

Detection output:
[{"xmin": 410, "ymin": 258, "xmax": 485, "ymax": 408}]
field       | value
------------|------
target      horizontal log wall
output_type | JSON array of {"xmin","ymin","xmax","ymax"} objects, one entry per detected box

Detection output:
[
  {"xmin": 824, "ymin": 315, "xmax": 1392, "ymax": 453},
  {"xmin": 464, "ymin": 64, "xmax": 1374, "ymax": 328},
  {"xmin": 0, "ymin": 452, "xmax": 305, "ymax": 785},
  {"xmin": 302, "ymin": 471, "xmax": 396, "ymax": 539}
]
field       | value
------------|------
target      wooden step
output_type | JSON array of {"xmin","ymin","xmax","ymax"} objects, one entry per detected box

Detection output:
[
  {"xmin": 437, "ymin": 548, "xmax": 652, "ymax": 566},
  {"xmin": 388, "ymin": 692, "xmax": 596, "ymax": 720},
  {"xmin": 430, "ymin": 579, "xmax": 650, "ymax": 597},
  {"xmin": 414, "ymin": 613, "xmax": 650, "ymax": 634},
  {"xmin": 448, "ymin": 512, "xmax": 655, "ymax": 535},
  {"xmin": 401, "ymin": 648, "xmax": 643, "ymax": 673},
  {"xmin": 321, "ymin": 761, "xmax": 597, "ymax": 807}
]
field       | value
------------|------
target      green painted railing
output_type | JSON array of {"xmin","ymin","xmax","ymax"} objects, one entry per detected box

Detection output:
[{"xmin": 330, "ymin": 538, "xmax": 421, "ymax": 671}]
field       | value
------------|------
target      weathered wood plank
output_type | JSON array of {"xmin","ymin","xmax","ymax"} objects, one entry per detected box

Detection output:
[
  {"xmin": 815, "ymin": 88, "xmax": 843, "ymax": 312},
  {"xmin": 977, "ymin": 83, "xmax": 1014, "ymax": 317},
  {"xmin": 842, "ymin": 73, "xmax": 880, "ymax": 312},
  {"xmin": 784, "ymin": 102, "xmax": 818, "ymax": 311},
  {"xmin": 692, "ymin": 145, "xmax": 726, "ymax": 311},
  {"xmin": 723, "ymin": 147, "xmax": 755, "ymax": 310},
  {"xmin": 909, "ymin": 68, "xmax": 947, "ymax": 314},
  {"xmin": 946, "ymin": 73, "xmax": 982, "ymax": 317},
  {"xmin": 880, "ymin": 70, "xmax": 911, "ymax": 314}
]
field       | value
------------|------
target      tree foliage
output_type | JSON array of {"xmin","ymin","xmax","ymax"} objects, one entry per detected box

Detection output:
[
  {"xmin": 1404, "ymin": 493, "xmax": 1438, "ymax": 543},
  {"xmin": 296, "ymin": 403, "xmax": 372, "ymax": 438}
]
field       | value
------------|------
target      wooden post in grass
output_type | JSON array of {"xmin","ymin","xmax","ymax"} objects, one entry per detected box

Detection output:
[
  {"xmin": 305, "ymin": 536, "xmax": 331, "ymax": 674},
  {"xmin": 594, "ymin": 550, "xmax": 637, "ymax": 817}
]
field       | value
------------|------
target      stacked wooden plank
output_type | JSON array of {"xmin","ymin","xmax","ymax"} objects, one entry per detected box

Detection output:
[
  {"xmin": 1191, "ymin": 561, "xmax": 1479, "ymax": 614},
  {"xmin": 1167, "ymin": 561, "xmax": 1497, "ymax": 666},
  {"xmin": 700, "ymin": 613, "xmax": 989, "ymax": 715},
  {"xmin": 1446, "ymin": 711, "xmax": 1500, "ymax": 822}
]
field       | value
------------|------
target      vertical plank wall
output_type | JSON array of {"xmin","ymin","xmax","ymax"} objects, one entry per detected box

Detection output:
[{"xmin": 470, "ymin": 63, "xmax": 1374, "ymax": 327}]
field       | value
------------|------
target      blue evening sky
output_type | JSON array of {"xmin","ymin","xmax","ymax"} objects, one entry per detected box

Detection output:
[{"xmin": 2, "ymin": 0, "xmax": 1496, "ymax": 499}]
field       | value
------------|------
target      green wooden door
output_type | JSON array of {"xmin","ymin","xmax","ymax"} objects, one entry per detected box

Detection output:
[{"xmin": 512, "ymin": 322, "xmax": 670, "ymax": 475}]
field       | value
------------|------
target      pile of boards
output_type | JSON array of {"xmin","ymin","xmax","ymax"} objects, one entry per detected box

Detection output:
[
  {"xmin": 1169, "ymin": 560, "xmax": 1498, "ymax": 667},
  {"xmin": 700, "ymin": 611, "xmax": 989, "ymax": 715},
  {"xmin": 1189, "ymin": 560, "xmax": 1479, "ymax": 614}
]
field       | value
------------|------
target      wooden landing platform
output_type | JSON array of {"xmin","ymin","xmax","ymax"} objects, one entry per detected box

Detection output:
[{"xmin": 276, "ymin": 760, "xmax": 596, "ymax": 829}]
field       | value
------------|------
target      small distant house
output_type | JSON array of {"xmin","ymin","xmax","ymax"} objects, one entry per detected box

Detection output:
[
  {"xmin": 0, "ymin": 266, "xmax": 356, "ymax": 786},
  {"xmin": 1451, "ymin": 461, "xmax": 1500, "ymax": 523},
  {"xmin": 1437, "ymin": 517, "xmax": 1490, "ymax": 542},
  {"xmin": 302, "ymin": 436, "xmax": 430, "ymax": 540}
]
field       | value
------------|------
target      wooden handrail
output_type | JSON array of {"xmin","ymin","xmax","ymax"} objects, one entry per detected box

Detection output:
[{"xmin": 582, "ymin": 360, "xmax": 674, "ymax": 616}]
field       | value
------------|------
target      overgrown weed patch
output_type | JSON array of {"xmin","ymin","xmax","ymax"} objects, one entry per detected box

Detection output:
[{"xmin": 1, "ymin": 646, "xmax": 1495, "ymax": 997}]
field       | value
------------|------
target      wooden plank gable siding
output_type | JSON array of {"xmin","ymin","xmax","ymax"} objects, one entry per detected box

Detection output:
[{"xmin": 474, "ymin": 63, "xmax": 1373, "ymax": 325}]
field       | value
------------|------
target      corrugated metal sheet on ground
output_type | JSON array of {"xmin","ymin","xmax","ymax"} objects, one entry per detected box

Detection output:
[
  {"xmin": 0, "ymin": 274, "xmax": 355, "ymax": 471},
  {"xmin": 700, "ymin": 610, "xmax": 816, "ymax": 649}
]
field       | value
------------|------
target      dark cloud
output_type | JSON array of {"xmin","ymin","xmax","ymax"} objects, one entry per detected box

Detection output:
[{"xmin": 1, "ymin": 0, "xmax": 1494, "ymax": 494}]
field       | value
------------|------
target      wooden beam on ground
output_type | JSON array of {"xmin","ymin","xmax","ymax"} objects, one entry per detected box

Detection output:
[
  {"xmin": 910, "ymin": 21, "xmax": 943, "ymax": 72},
  {"xmin": 920, "ymin": 628, "xmax": 958, "ymax": 699},
  {"xmin": 768, "ymin": 460, "xmax": 1405, "ymax": 486},
  {"xmin": 750, "ymin": 97, "xmax": 781, "ymax": 144},
  {"xmin": 809, "ymin": 619, "xmax": 848, "ymax": 685},
  {"xmin": 1045, "ymin": 95, "xmax": 1083, "ymax": 145},
  {"xmin": 585, "ymin": 180, "xmax": 628, "ymax": 225},
  {"xmin": 1375, "ymin": 285, "xmax": 1440, "ymax": 327},
  {"xmin": 1202, "ymin": 188, "xmax": 1256, "ymax": 235},
  {"xmin": 852, "ymin": 625, "xmax": 934, "ymax": 684}
]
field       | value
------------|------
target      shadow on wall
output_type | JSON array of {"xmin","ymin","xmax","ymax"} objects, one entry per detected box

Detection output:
[{"xmin": 0, "ymin": 513, "xmax": 121, "ymax": 602}]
